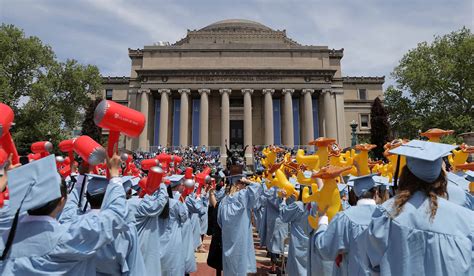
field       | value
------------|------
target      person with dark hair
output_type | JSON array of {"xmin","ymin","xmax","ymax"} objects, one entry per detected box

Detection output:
[
  {"xmin": 217, "ymin": 176, "xmax": 262, "ymax": 275},
  {"xmin": 366, "ymin": 140, "xmax": 474, "ymax": 275},
  {"xmin": 158, "ymin": 177, "xmax": 188, "ymax": 276},
  {"xmin": 0, "ymin": 154, "xmax": 130, "ymax": 275},
  {"xmin": 127, "ymin": 173, "xmax": 169, "ymax": 275},
  {"xmin": 313, "ymin": 174, "xmax": 383, "ymax": 276},
  {"xmin": 280, "ymin": 185, "xmax": 311, "ymax": 276}
]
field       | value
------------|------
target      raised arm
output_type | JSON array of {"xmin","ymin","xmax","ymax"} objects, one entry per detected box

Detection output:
[{"xmin": 133, "ymin": 184, "xmax": 169, "ymax": 218}]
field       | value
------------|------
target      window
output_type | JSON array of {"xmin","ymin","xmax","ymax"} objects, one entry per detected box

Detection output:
[
  {"xmin": 229, "ymin": 98, "xmax": 243, "ymax": 107},
  {"xmin": 105, "ymin": 89, "xmax": 113, "ymax": 100},
  {"xmin": 360, "ymin": 114, "xmax": 370, "ymax": 128},
  {"xmin": 358, "ymin": 89, "xmax": 367, "ymax": 100}
]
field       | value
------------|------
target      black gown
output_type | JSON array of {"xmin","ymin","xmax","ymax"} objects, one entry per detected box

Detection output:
[{"xmin": 206, "ymin": 203, "xmax": 222, "ymax": 270}]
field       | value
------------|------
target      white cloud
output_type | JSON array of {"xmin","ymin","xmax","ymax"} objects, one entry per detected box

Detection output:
[{"xmin": 1, "ymin": 0, "xmax": 471, "ymax": 89}]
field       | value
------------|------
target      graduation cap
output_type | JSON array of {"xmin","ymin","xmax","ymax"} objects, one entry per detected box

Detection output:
[
  {"xmin": 86, "ymin": 174, "xmax": 108, "ymax": 196},
  {"xmin": 447, "ymin": 172, "xmax": 470, "ymax": 191},
  {"xmin": 122, "ymin": 175, "xmax": 138, "ymax": 193},
  {"xmin": 348, "ymin": 174, "xmax": 380, "ymax": 197},
  {"xmin": 465, "ymin": 171, "xmax": 474, "ymax": 183},
  {"xmin": 389, "ymin": 140, "xmax": 456, "ymax": 183},
  {"xmin": 2, "ymin": 155, "xmax": 62, "ymax": 260},
  {"xmin": 338, "ymin": 183, "xmax": 348, "ymax": 196},
  {"xmin": 168, "ymin": 174, "xmax": 184, "ymax": 188}
]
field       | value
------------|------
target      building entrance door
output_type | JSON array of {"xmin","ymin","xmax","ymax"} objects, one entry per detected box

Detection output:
[{"xmin": 230, "ymin": 120, "xmax": 244, "ymax": 149}]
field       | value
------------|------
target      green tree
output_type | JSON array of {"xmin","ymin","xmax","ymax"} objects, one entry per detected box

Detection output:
[
  {"xmin": 370, "ymin": 97, "xmax": 390, "ymax": 160},
  {"xmin": 0, "ymin": 24, "xmax": 101, "ymax": 154},
  {"xmin": 387, "ymin": 27, "xmax": 473, "ymax": 138},
  {"xmin": 81, "ymin": 98, "xmax": 103, "ymax": 144}
]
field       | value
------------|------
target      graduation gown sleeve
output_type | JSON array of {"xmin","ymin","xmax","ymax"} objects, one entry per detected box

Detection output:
[{"xmin": 52, "ymin": 177, "xmax": 129, "ymax": 260}]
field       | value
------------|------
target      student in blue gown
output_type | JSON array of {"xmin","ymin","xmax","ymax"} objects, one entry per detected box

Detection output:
[
  {"xmin": 127, "ymin": 172, "xmax": 169, "ymax": 276},
  {"xmin": 314, "ymin": 174, "xmax": 384, "ymax": 276},
  {"xmin": 217, "ymin": 176, "xmax": 263, "ymax": 276},
  {"xmin": 158, "ymin": 178, "xmax": 188, "ymax": 276},
  {"xmin": 198, "ymin": 191, "xmax": 209, "ymax": 251},
  {"xmin": 446, "ymin": 169, "xmax": 474, "ymax": 210},
  {"xmin": 280, "ymin": 187, "xmax": 311, "ymax": 276},
  {"xmin": 306, "ymin": 190, "xmax": 334, "ymax": 276},
  {"xmin": 265, "ymin": 185, "xmax": 289, "ymax": 272},
  {"xmin": 60, "ymin": 174, "xmax": 146, "ymax": 276},
  {"xmin": 186, "ymin": 190, "xmax": 206, "ymax": 251},
  {"xmin": 0, "ymin": 154, "xmax": 130, "ymax": 275},
  {"xmin": 366, "ymin": 140, "xmax": 474, "ymax": 275}
]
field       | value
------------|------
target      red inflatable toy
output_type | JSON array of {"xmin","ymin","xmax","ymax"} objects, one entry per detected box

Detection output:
[
  {"xmin": 0, "ymin": 103, "xmax": 19, "ymax": 165},
  {"xmin": 73, "ymin": 136, "xmax": 106, "ymax": 166},
  {"xmin": 94, "ymin": 100, "xmax": 146, "ymax": 157},
  {"xmin": 31, "ymin": 141, "xmax": 53, "ymax": 158}
]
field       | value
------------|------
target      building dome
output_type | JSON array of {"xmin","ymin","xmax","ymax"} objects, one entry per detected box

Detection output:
[{"xmin": 200, "ymin": 19, "xmax": 273, "ymax": 31}]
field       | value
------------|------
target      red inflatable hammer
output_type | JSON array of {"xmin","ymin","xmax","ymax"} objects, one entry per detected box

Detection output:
[
  {"xmin": 31, "ymin": 141, "xmax": 53, "ymax": 158},
  {"xmin": 94, "ymin": 100, "xmax": 146, "ymax": 157},
  {"xmin": 0, "ymin": 103, "xmax": 19, "ymax": 165},
  {"xmin": 59, "ymin": 139, "xmax": 76, "ymax": 165},
  {"xmin": 73, "ymin": 135, "xmax": 106, "ymax": 166}
]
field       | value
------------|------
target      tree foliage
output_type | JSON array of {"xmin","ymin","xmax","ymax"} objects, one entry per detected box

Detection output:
[
  {"xmin": 386, "ymin": 27, "xmax": 473, "ymax": 139},
  {"xmin": 81, "ymin": 98, "xmax": 103, "ymax": 144},
  {"xmin": 370, "ymin": 97, "xmax": 390, "ymax": 160},
  {"xmin": 0, "ymin": 24, "xmax": 101, "ymax": 154}
]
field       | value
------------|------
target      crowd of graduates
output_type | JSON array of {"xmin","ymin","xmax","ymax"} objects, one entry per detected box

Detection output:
[{"xmin": 0, "ymin": 99, "xmax": 472, "ymax": 276}]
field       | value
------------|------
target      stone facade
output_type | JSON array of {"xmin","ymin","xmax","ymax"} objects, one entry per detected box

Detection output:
[{"xmin": 100, "ymin": 19, "xmax": 384, "ymax": 162}]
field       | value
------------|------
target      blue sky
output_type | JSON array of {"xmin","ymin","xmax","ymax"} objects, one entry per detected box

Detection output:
[{"xmin": 1, "ymin": 0, "xmax": 472, "ymax": 88}]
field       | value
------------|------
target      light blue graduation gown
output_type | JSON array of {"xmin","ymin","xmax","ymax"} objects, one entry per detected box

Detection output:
[
  {"xmin": 218, "ymin": 183, "xmax": 263, "ymax": 276},
  {"xmin": 199, "ymin": 193, "xmax": 209, "ymax": 235},
  {"xmin": 280, "ymin": 197, "xmax": 311, "ymax": 276},
  {"xmin": 366, "ymin": 191, "xmax": 474, "ymax": 276},
  {"xmin": 59, "ymin": 181, "xmax": 146, "ymax": 276},
  {"xmin": 267, "ymin": 189, "xmax": 289, "ymax": 254},
  {"xmin": 127, "ymin": 183, "xmax": 169, "ymax": 276},
  {"xmin": 159, "ymin": 198, "xmax": 188, "ymax": 276},
  {"xmin": 314, "ymin": 200, "xmax": 377, "ymax": 276},
  {"xmin": 186, "ymin": 194, "xmax": 205, "ymax": 250},
  {"xmin": 447, "ymin": 181, "xmax": 474, "ymax": 210},
  {"xmin": 307, "ymin": 202, "xmax": 334, "ymax": 276},
  {"xmin": 0, "ymin": 177, "xmax": 129, "ymax": 276},
  {"xmin": 180, "ymin": 194, "xmax": 197, "ymax": 273}
]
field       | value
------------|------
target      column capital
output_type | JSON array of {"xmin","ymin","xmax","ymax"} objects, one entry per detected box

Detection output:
[
  {"xmin": 138, "ymin": 88, "xmax": 151, "ymax": 94},
  {"xmin": 302, "ymin": 88, "xmax": 315, "ymax": 95},
  {"xmin": 321, "ymin": 88, "xmax": 332, "ymax": 95},
  {"xmin": 282, "ymin": 88, "xmax": 295, "ymax": 95},
  {"xmin": 241, "ymin": 88, "xmax": 254, "ymax": 95},
  {"xmin": 178, "ymin": 88, "xmax": 191, "ymax": 95},
  {"xmin": 158, "ymin": 88, "xmax": 171, "ymax": 95},
  {"xmin": 262, "ymin": 88, "xmax": 275, "ymax": 95},
  {"xmin": 198, "ymin": 88, "xmax": 211, "ymax": 95},
  {"xmin": 219, "ymin": 88, "xmax": 232, "ymax": 95}
]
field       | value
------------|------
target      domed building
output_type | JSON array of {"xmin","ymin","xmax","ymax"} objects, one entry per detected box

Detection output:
[{"xmin": 102, "ymin": 19, "xmax": 384, "ymax": 164}]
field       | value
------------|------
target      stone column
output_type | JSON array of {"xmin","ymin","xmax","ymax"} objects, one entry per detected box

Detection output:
[
  {"xmin": 282, "ymin": 89, "xmax": 295, "ymax": 147},
  {"xmin": 178, "ymin": 89, "xmax": 190, "ymax": 146},
  {"xmin": 302, "ymin": 89, "xmax": 315, "ymax": 145},
  {"xmin": 138, "ymin": 88, "xmax": 150, "ymax": 151},
  {"xmin": 263, "ymin": 89, "xmax": 275, "ymax": 146},
  {"xmin": 219, "ymin": 89, "xmax": 231, "ymax": 164},
  {"xmin": 323, "ymin": 89, "xmax": 337, "ymax": 139},
  {"xmin": 242, "ymin": 89, "xmax": 253, "ymax": 165},
  {"xmin": 334, "ymin": 90, "xmax": 347, "ymax": 147},
  {"xmin": 157, "ymin": 89, "xmax": 170, "ymax": 146},
  {"xmin": 198, "ymin": 89, "xmax": 210, "ymax": 147}
]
